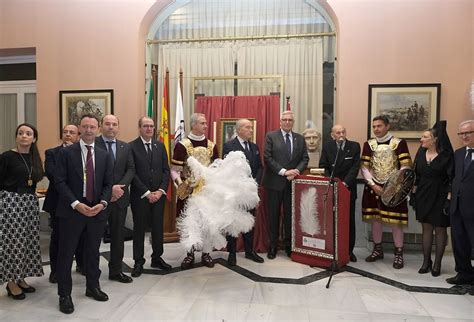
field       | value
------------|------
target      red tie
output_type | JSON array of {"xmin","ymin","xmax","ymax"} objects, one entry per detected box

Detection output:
[{"xmin": 85, "ymin": 145, "xmax": 94, "ymax": 203}]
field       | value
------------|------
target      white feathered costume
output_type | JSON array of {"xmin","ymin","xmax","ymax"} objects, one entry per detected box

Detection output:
[{"xmin": 177, "ymin": 151, "xmax": 259, "ymax": 253}]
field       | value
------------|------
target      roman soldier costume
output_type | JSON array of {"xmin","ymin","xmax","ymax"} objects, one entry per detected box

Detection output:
[{"xmin": 171, "ymin": 133, "xmax": 218, "ymax": 269}]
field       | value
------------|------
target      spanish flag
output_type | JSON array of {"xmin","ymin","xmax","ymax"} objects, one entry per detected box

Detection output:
[{"xmin": 159, "ymin": 75, "xmax": 172, "ymax": 200}]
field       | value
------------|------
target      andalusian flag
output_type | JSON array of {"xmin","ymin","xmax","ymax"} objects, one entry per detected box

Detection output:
[
  {"xmin": 147, "ymin": 78, "xmax": 154, "ymax": 118},
  {"xmin": 159, "ymin": 76, "xmax": 172, "ymax": 200}
]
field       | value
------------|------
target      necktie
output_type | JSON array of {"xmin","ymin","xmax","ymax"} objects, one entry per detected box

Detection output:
[
  {"xmin": 106, "ymin": 141, "xmax": 115, "ymax": 160},
  {"xmin": 145, "ymin": 143, "xmax": 152, "ymax": 162},
  {"xmin": 85, "ymin": 145, "xmax": 94, "ymax": 203},
  {"xmin": 464, "ymin": 148, "xmax": 473, "ymax": 175},
  {"xmin": 285, "ymin": 133, "xmax": 292, "ymax": 158},
  {"xmin": 244, "ymin": 141, "xmax": 250, "ymax": 152},
  {"xmin": 243, "ymin": 141, "xmax": 251, "ymax": 159}
]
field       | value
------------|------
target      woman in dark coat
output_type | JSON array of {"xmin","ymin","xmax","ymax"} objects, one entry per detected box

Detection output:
[
  {"xmin": 411, "ymin": 121, "xmax": 453, "ymax": 277},
  {"xmin": 0, "ymin": 124, "xmax": 44, "ymax": 299}
]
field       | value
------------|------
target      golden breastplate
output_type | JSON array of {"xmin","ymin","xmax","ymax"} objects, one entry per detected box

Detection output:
[
  {"xmin": 177, "ymin": 139, "xmax": 215, "ymax": 199},
  {"xmin": 369, "ymin": 139, "xmax": 399, "ymax": 184}
]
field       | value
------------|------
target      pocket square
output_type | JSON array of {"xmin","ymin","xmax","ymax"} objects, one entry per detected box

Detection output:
[{"xmin": 344, "ymin": 157, "xmax": 353, "ymax": 160}]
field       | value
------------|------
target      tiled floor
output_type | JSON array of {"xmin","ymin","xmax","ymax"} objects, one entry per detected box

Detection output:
[{"xmin": 0, "ymin": 233, "xmax": 473, "ymax": 321}]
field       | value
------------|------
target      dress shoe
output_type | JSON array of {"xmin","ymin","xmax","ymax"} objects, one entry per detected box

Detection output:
[
  {"xmin": 267, "ymin": 247, "xmax": 277, "ymax": 259},
  {"xmin": 245, "ymin": 251, "xmax": 264, "ymax": 263},
  {"xmin": 49, "ymin": 272, "xmax": 57, "ymax": 284},
  {"xmin": 446, "ymin": 274, "xmax": 472, "ymax": 285},
  {"xmin": 18, "ymin": 281, "xmax": 36, "ymax": 293},
  {"xmin": 59, "ymin": 296, "xmax": 74, "ymax": 314},
  {"xmin": 349, "ymin": 253, "xmax": 357, "ymax": 262},
  {"xmin": 201, "ymin": 253, "xmax": 214, "ymax": 268},
  {"xmin": 228, "ymin": 252, "xmax": 237, "ymax": 266},
  {"xmin": 131, "ymin": 264, "xmax": 143, "ymax": 277},
  {"xmin": 469, "ymin": 286, "xmax": 474, "ymax": 296},
  {"xmin": 109, "ymin": 272, "xmax": 133, "ymax": 283},
  {"xmin": 151, "ymin": 257, "xmax": 172, "ymax": 270},
  {"xmin": 6, "ymin": 285, "xmax": 25, "ymax": 300},
  {"xmin": 85, "ymin": 287, "xmax": 109, "ymax": 302}
]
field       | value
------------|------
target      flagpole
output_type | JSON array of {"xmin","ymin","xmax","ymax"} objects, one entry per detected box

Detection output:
[{"xmin": 151, "ymin": 64, "xmax": 158, "ymax": 136}]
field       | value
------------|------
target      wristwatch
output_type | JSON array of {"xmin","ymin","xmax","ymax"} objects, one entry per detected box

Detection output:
[{"xmin": 100, "ymin": 200, "xmax": 108, "ymax": 210}]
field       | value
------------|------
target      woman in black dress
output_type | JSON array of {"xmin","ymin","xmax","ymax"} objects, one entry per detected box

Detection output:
[
  {"xmin": 0, "ymin": 123, "xmax": 44, "ymax": 299},
  {"xmin": 411, "ymin": 121, "xmax": 453, "ymax": 277}
]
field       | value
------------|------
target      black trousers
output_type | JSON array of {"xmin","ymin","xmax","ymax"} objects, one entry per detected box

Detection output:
[
  {"xmin": 49, "ymin": 212, "xmax": 85, "ymax": 274},
  {"xmin": 266, "ymin": 184, "xmax": 292, "ymax": 249},
  {"xmin": 56, "ymin": 215, "xmax": 107, "ymax": 296},
  {"xmin": 107, "ymin": 203, "xmax": 128, "ymax": 275},
  {"xmin": 130, "ymin": 196, "xmax": 165, "ymax": 265},
  {"xmin": 227, "ymin": 209, "xmax": 256, "ymax": 254},
  {"xmin": 450, "ymin": 208, "xmax": 474, "ymax": 282}
]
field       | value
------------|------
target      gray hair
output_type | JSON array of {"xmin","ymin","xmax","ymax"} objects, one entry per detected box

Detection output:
[
  {"xmin": 459, "ymin": 120, "xmax": 474, "ymax": 128},
  {"xmin": 235, "ymin": 118, "xmax": 250, "ymax": 131},
  {"xmin": 138, "ymin": 116, "xmax": 153, "ymax": 127},
  {"xmin": 280, "ymin": 110, "xmax": 294, "ymax": 119},
  {"xmin": 190, "ymin": 113, "xmax": 205, "ymax": 128}
]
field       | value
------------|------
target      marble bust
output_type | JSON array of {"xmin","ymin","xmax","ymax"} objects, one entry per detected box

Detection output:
[{"xmin": 302, "ymin": 128, "xmax": 321, "ymax": 169}]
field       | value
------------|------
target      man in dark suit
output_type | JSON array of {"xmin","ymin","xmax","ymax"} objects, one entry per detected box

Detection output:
[
  {"xmin": 223, "ymin": 118, "xmax": 264, "ymax": 266},
  {"xmin": 319, "ymin": 124, "xmax": 361, "ymax": 262},
  {"xmin": 55, "ymin": 114, "xmax": 113, "ymax": 314},
  {"xmin": 43, "ymin": 124, "xmax": 84, "ymax": 284},
  {"xmin": 263, "ymin": 110, "xmax": 309, "ymax": 259},
  {"xmin": 95, "ymin": 115, "xmax": 135, "ymax": 283},
  {"xmin": 446, "ymin": 120, "xmax": 474, "ymax": 295},
  {"xmin": 129, "ymin": 116, "xmax": 171, "ymax": 278}
]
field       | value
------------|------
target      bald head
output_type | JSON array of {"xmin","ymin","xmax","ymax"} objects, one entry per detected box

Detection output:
[
  {"xmin": 236, "ymin": 118, "xmax": 254, "ymax": 141},
  {"xmin": 101, "ymin": 114, "xmax": 120, "ymax": 139},
  {"xmin": 331, "ymin": 124, "xmax": 347, "ymax": 142}
]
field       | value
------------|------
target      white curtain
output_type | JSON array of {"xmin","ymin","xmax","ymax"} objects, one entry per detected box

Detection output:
[
  {"xmin": 0, "ymin": 94, "xmax": 18, "ymax": 152},
  {"xmin": 156, "ymin": 42, "xmax": 235, "ymax": 133},
  {"xmin": 237, "ymin": 38, "xmax": 323, "ymax": 133},
  {"xmin": 156, "ymin": 0, "xmax": 335, "ymax": 62}
]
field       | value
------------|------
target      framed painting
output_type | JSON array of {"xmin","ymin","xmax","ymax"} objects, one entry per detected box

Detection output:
[
  {"xmin": 59, "ymin": 89, "xmax": 114, "ymax": 136},
  {"xmin": 368, "ymin": 84, "xmax": 440, "ymax": 139},
  {"xmin": 217, "ymin": 118, "xmax": 256, "ymax": 158}
]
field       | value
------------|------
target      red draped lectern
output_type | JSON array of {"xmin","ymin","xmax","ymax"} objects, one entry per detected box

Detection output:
[{"xmin": 290, "ymin": 175, "xmax": 350, "ymax": 268}]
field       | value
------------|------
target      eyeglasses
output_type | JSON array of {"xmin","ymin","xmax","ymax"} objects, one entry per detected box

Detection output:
[
  {"xmin": 457, "ymin": 131, "xmax": 474, "ymax": 136},
  {"xmin": 142, "ymin": 125, "xmax": 155, "ymax": 129},
  {"xmin": 281, "ymin": 119, "xmax": 294, "ymax": 123}
]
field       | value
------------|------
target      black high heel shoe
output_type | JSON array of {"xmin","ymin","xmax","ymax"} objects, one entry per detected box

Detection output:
[
  {"xmin": 418, "ymin": 260, "xmax": 432, "ymax": 274},
  {"xmin": 18, "ymin": 283, "xmax": 36, "ymax": 293},
  {"xmin": 6, "ymin": 285, "xmax": 26, "ymax": 300},
  {"xmin": 431, "ymin": 264, "xmax": 441, "ymax": 277}
]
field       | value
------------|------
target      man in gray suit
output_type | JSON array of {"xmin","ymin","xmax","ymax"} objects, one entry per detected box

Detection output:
[
  {"xmin": 96, "ymin": 115, "xmax": 135, "ymax": 283},
  {"xmin": 263, "ymin": 111, "xmax": 309, "ymax": 259},
  {"xmin": 446, "ymin": 120, "xmax": 474, "ymax": 295}
]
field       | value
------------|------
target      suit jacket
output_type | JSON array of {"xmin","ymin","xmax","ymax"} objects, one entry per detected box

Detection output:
[
  {"xmin": 263, "ymin": 130, "xmax": 309, "ymax": 191},
  {"xmin": 223, "ymin": 137, "xmax": 263, "ymax": 184},
  {"xmin": 95, "ymin": 137, "xmax": 135, "ymax": 209},
  {"xmin": 54, "ymin": 142, "xmax": 113, "ymax": 221},
  {"xmin": 43, "ymin": 145, "xmax": 63, "ymax": 213},
  {"xmin": 129, "ymin": 137, "xmax": 170, "ymax": 201},
  {"xmin": 319, "ymin": 139, "xmax": 361, "ymax": 198},
  {"xmin": 450, "ymin": 147, "xmax": 474, "ymax": 218}
]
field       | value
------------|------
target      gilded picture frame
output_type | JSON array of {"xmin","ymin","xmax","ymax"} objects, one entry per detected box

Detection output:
[
  {"xmin": 59, "ymin": 89, "xmax": 114, "ymax": 137},
  {"xmin": 368, "ymin": 84, "xmax": 440, "ymax": 140}
]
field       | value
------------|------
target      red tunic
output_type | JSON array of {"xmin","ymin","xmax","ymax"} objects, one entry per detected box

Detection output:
[
  {"xmin": 361, "ymin": 137, "xmax": 412, "ymax": 225},
  {"xmin": 171, "ymin": 138, "xmax": 218, "ymax": 217}
]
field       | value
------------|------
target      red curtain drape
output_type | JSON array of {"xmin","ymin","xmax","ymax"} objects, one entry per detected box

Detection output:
[
  {"xmin": 195, "ymin": 95, "xmax": 280, "ymax": 156},
  {"xmin": 195, "ymin": 95, "xmax": 280, "ymax": 252}
]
